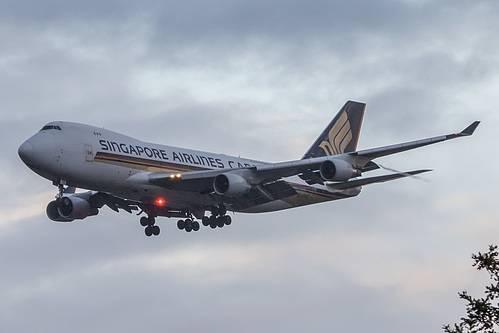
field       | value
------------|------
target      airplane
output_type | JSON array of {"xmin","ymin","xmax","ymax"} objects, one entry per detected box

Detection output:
[{"xmin": 18, "ymin": 101, "xmax": 479, "ymax": 237}]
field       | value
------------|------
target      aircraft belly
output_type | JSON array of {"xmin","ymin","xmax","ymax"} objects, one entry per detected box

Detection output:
[
  {"xmin": 238, "ymin": 186, "xmax": 360, "ymax": 213},
  {"xmin": 239, "ymin": 200, "xmax": 294, "ymax": 213}
]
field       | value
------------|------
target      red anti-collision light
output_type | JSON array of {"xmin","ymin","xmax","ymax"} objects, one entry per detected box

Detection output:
[{"xmin": 155, "ymin": 198, "xmax": 165, "ymax": 206}]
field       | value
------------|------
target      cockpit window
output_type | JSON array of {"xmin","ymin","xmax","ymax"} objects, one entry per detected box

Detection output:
[{"xmin": 40, "ymin": 125, "xmax": 62, "ymax": 131}]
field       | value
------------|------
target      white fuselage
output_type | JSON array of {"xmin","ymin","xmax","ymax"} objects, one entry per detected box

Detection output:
[{"xmin": 19, "ymin": 121, "xmax": 359, "ymax": 215}]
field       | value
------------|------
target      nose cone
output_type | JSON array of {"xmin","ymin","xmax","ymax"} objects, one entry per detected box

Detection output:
[
  {"xmin": 18, "ymin": 132, "xmax": 57, "ymax": 174},
  {"xmin": 18, "ymin": 141, "xmax": 34, "ymax": 164}
]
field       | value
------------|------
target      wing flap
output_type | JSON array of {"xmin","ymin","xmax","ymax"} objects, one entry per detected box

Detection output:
[
  {"xmin": 87, "ymin": 192, "xmax": 139, "ymax": 213},
  {"xmin": 212, "ymin": 180, "xmax": 298, "ymax": 210},
  {"xmin": 298, "ymin": 168, "xmax": 324, "ymax": 185},
  {"xmin": 261, "ymin": 180, "xmax": 298, "ymax": 199}
]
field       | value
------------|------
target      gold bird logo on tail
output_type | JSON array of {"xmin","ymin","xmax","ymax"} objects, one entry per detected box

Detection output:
[
  {"xmin": 302, "ymin": 101, "xmax": 365, "ymax": 159},
  {"xmin": 318, "ymin": 111, "xmax": 352, "ymax": 156}
]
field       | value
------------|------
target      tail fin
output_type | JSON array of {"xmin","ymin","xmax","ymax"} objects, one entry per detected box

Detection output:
[{"xmin": 302, "ymin": 101, "xmax": 365, "ymax": 159}]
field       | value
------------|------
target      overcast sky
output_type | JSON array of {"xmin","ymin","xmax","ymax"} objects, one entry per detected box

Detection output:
[{"xmin": 1, "ymin": 0, "xmax": 499, "ymax": 332}]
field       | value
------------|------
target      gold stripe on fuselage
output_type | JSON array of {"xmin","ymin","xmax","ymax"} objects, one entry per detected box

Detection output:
[
  {"xmin": 94, "ymin": 152, "xmax": 205, "ymax": 173},
  {"xmin": 292, "ymin": 184, "xmax": 344, "ymax": 200}
]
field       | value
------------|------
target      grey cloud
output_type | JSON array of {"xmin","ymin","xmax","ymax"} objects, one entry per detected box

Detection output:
[
  {"xmin": 1, "ymin": 208, "xmax": 451, "ymax": 333},
  {"xmin": 2, "ymin": 0, "xmax": 498, "ymax": 332}
]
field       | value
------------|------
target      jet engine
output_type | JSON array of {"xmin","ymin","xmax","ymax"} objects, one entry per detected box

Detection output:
[
  {"xmin": 319, "ymin": 159, "xmax": 356, "ymax": 182},
  {"xmin": 213, "ymin": 173, "xmax": 251, "ymax": 197},
  {"xmin": 46, "ymin": 196, "xmax": 98, "ymax": 222}
]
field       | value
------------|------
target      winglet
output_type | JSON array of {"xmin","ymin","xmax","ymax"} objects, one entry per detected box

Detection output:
[
  {"xmin": 446, "ymin": 121, "xmax": 480, "ymax": 139},
  {"xmin": 460, "ymin": 121, "xmax": 480, "ymax": 136}
]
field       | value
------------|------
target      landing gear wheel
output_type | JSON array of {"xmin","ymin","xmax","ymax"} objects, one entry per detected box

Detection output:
[
  {"xmin": 177, "ymin": 220, "xmax": 185, "ymax": 230},
  {"xmin": 148, "ymin": 216, "xmax": 156, "ymax": 226},
  {"xmin": 152, "ymin": 225, "xmax": 160, "ymax": 236},
  {"xmin": 192, "ymin": 221, "xmax": 200, "ymax": 231},
  {"xmin": 202, "ymin": 216, "xmax": 210, "ymax": 226},
  {"xmin": 145, "ymin": 226, "xmax": 153, "ymax": 237},
  {"xmin": 205, "ymin": 205, "xmax": 232, "ymax": 230},
  {"xmin": 140, "ymin": 216, "xmax": 149, "ymax": 227},
  {"xmin": 209, "ymin": 215, "xmax": 217, "ymax": 229}
]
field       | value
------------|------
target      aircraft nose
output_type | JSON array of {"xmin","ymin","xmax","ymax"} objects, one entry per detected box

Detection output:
[
  {"xmin": 18, "ymin": 141, "xmax": 34, "ymax": 164},
  {"xmin": 18, "ymin": 132, "xmax": 57, "ymax": 172}
]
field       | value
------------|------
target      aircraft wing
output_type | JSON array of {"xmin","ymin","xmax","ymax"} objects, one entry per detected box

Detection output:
[
  {"xmin": 145, "ymin": 121, "xmax": 479, "ymax": 193},
  {"xmin": 147, "ymin": 169, "xmax": 299, "ymax": 205},
  {"xmin": 350, "ymin": 121, "xmax": 480, "ymax": 166}
]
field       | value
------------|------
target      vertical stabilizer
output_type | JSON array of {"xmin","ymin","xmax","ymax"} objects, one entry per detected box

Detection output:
[{"xmin": 302, "ymin": 101, "xmax": 365, "ymax": 159}]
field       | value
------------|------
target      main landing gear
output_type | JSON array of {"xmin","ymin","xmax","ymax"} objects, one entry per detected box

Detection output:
[
  {"xmin": 140, "ymin": 216, "xmax": 160, "ymax": 237},
  {"xmin": 176, "ymin": 205, "xmax": 231, "ymax": 232},
  {"xmin": 176, "ymin": 218, "xmax": 200, "ymax": 232},
  {"xmin": 139, "ymin": 205, "xmax": 232, "ymax": 236}
]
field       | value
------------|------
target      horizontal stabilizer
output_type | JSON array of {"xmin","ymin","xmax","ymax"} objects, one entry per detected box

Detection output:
[{"xmin": 327, "ymin": 169, "xmax": 432, "ymax": 190}]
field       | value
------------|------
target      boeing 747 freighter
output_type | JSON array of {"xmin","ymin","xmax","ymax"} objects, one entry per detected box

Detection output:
[{"xmin": 18, "ymin": 101, "xmax": 479, "ymax": 236}]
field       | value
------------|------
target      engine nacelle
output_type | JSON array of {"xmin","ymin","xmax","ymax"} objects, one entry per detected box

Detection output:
[
  {"xmin": 213, "ymin": 173, "xmax": 251, "ymax": 197},
  {"xmin": 46, "ymin": 200, "xmax": 74, "ymax": 222},
  {"xmin": 46, "ymin": 196, "xmax": 98, "ymax": 222},
  {"xmin": 319, "ymin": 159, "xmax": 356, "ymax": 182}
]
